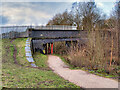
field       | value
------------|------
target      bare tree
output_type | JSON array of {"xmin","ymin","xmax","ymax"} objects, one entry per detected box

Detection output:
[
  {"xmin": 47, "ymin": 11, "xmax": 74, "ymax": 26},
  {"xmin": 47, "ymin": 1, "xmax": 106, "ymax": 31},
  {"xmin": 71, "ymin": 2, "xmax": 105, "ymax": 31},
  {"xmin": 117, "ymin": 1, "xmax": 120, "ymax": 64}
]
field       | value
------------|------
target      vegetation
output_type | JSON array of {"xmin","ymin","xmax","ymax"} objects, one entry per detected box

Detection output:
[
  {"xmin": 47, "ymin": 2, "xmax": 107, "ymax": 30},
  {"xmin": 47, "ymin": 10, "xmax": 74, "ymax": 26},
  {"xmin": 54, "ymin": 39, "xmax": 119, "ymax": 80},
  {"xmin": 2, "ymin": 38, "xmax": 80, "ymax": 88},
  {"xmin": 13, "ymin": 38, "xmax": 30, "ymax": 66},
  {"xmin": 48, "ymin": 1, "xmax": 120, "ymax": 80},
  {"xmin": 54, "ymin": 30, "xmax": 119, "ymax": 79},
  {"xmin": 33, "ymin": 52, "xmax": 48, "ymax": 69},
  {"xmin": 47, "ymin": 2, "xmax": 119, "ymax": 30}
]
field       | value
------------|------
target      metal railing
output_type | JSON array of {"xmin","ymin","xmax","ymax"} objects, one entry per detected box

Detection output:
[
  {"xmin": 0, "ymin": 26, "xmax": 30, "ymax": 39},
  {"xmin": 32, "ymin": 25, "xmax": 77, "ymax": 30},
  {"xmin": 0, "ymin": 25, "xmax": 77, "ymax": 39}
]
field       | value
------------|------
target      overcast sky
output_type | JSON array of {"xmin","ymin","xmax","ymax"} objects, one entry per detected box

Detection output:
[{"xmin": 0, "ymin": 0, "xmax": 117, "ymax": 26}]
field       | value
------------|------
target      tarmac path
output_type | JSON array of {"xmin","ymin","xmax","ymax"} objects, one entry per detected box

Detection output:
[{"xmin": 47, "ymin": 55, "xmax": 119, "ymax": 88}]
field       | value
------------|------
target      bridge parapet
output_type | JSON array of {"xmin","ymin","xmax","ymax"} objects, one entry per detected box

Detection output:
[
  {"xmin": 28, "ymin": 29, "xmax": 88, "ymax": 39},
  {"xmin": 28, "ymin": 29, "xmax": 115, "ymax": 39},
  {"xmin": 31, "ymin": 25, "xmax": 77, "ymax": 30}
]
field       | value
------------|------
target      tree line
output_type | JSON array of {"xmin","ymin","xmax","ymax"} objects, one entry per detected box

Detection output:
[{"xmin": 47, "ymin": 1, "xmax": 119, "ymax": 31}]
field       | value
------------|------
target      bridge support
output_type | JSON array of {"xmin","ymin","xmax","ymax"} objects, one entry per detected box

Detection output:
[
  {"xmin": 51, "ymin": 43, "xmax": 53, "ymax": 54},
  {"xmin": 46, "ymin": 43, "xmax": 54, "ymax": 54},
  {"xmin": 48, "ymin": 43, "xmax": 51, "ymax": 54},
  {"xmin": 46, "ymin": 43, "xmax": 48, "ymax": 54}
]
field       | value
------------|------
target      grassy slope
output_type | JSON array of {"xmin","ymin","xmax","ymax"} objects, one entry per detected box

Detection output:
[
  {"xmin": 13, "ymin": 38, "xmax": 30, "ymax": 66},
  {"xmin": 33, "ymin": 53, "xmax": 48, "ymax": 69},
  {"xmin": 2, "ymin": 38, "xmax": 80, "ymax": 88}
]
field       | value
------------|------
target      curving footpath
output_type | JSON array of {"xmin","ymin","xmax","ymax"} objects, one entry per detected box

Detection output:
[{"xmin": 47, "ymin": 55, "xmax": 119, "ymax": 88}]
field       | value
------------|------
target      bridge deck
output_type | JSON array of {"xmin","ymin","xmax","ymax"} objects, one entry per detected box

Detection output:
[
  {"xmin": 29, "ymin": 29, "xmax": 88, "ymax": 39},
  {"xmin": 28, "ymin": 29, "xmax": 113, "ymax": 39}
]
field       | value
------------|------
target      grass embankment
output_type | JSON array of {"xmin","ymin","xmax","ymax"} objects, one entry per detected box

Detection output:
[
  {"xmin": 33, "ymin": 53, "xmax": 48, "ymax": 69},
  {"xmin": 2, "ymin": 38, "xmax": 80, "ymax": 88}
]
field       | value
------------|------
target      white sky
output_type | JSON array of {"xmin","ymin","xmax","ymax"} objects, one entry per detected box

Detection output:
[
  {"xmin": 0, "ymin": 0, "xmax": 118, "ymax": 26},
  {"xmin": 1, "ymin": 0, "xmax": 118, "ymax": 2}
]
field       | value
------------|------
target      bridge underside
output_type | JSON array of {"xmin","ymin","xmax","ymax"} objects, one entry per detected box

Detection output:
[
  {"xmin": 32, "ymin": 38, "xmax": 88, "ymax": 44},
  {"xmin": 31, "ymin": 38, "xmax": 88, "ymax": 54}
]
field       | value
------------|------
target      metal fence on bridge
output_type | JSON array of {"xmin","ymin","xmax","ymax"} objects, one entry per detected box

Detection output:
[
  {"xmin": 33, "ymin": 25, "xmax": 77, "ymax": 30},
  {"xmin": 0, "ymin": 25, "xmax": 77, "ymax": 39},
  {"xmin": 0, "ymin": 26, "xmax": 31, "ymax": 39}
]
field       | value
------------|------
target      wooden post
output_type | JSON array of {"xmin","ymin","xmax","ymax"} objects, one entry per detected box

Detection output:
[{"xmin": 51, "ymin": 43, "xmax": 53, "ymax": 54}]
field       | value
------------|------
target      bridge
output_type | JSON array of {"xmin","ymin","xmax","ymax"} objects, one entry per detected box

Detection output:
[
  {"xmin": 29, "ymin": 28, "xmax": 89, "ymax": 54},
  {"xmin": 27, "ymin": 25, "xmax": 87, "ymax": 54},
  {"xmin": 0, "ymin": 25, "xmax": 113, "ymax": 54}
]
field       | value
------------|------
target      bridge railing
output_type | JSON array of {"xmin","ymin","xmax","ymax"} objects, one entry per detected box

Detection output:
[
  {"xmin": 0, "ymin": 26, "xmax": 30, "ymax": 39},
  {"xmin": 0, "ymin": 25, "xmax": 77, "ymax": 39},
  {"xmin": 32, "ymin": 25, "xmax": 77, "ymax": 30}
]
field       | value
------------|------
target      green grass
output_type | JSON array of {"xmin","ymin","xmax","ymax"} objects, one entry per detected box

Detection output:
[
  {"xmin": 2, "ymin": 62, "xmax": 80, "ymax": 88},
  {"xmin": 2, "ymin": 38, "xmax": 80, "ymax": 88},
  {"xmin": 33, "ymin": 52, "xmax": 48, "ymax": 69},
  {"xmin": 12, "ymin": 38, "xmax": 30, "ymax": 66}
]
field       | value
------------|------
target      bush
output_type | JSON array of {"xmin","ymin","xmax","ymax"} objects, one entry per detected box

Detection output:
[{"xmin": 54, "ymin": 41, "xmax": 68, "ymax": 55}]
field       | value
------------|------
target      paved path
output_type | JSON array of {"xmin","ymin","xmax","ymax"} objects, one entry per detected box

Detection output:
[{"xmin": 47, "ymin": 55, "xmax": 118, "ymax": 88}]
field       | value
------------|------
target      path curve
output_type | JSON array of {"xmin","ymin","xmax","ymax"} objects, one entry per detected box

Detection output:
[{"xmin": 47, "ymin": 55, "xmax": 118, "ymax": 88}]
